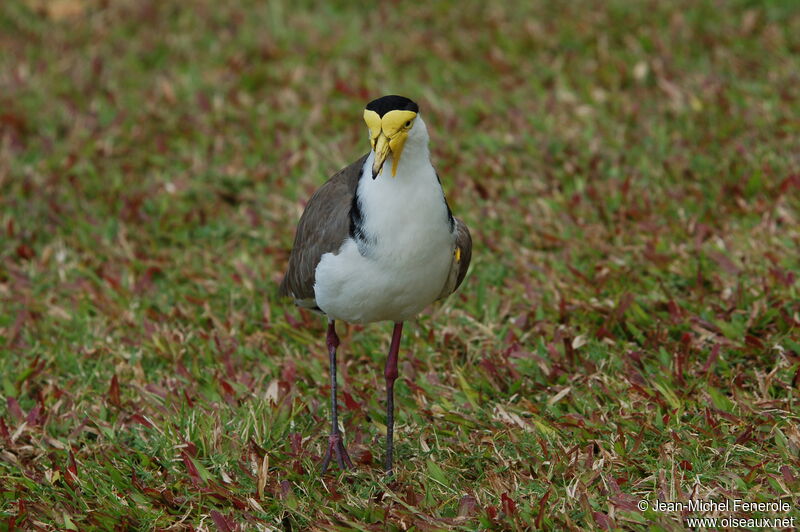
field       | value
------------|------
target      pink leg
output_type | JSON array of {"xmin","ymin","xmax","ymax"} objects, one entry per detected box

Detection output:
[
  {"xmin": 384, "ymin": 322, "xmax": 403, "ymax": 474},
  {"xmin": 320, "ymin": 320, "xmax": 353, "ymax": 473}
]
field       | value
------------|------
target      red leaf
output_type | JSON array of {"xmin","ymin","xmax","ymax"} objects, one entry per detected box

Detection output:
[
  {"xmin": 342, "ymin": 391, "xmax": 360, "ymax": 412},
  {"xmin": 102, "ymin": 273, "xmax": 121, "ymax": 291},
  {"xmin": 130, "ymin": 413, "xmax": 154, "ymax": 428},
  {"xmin": 667, "ymin": 300, "xmax": 682, "ymax": 321},
  {"xmin": 208, "ymin": 483, "xmax": 247, "ymax": 510},
  {"xmin": 25, "ymin": 405, "xmax": 41, "ymax": 425},
  {"xmin": 704, "ymin": 408, "xmax": 718, "ymax": 430},
  {"xmin": 181, "ymin": 450, "xmax": 204, "ymax": 486},
  {"xmin": 6, "ymin": 398, "xmax": 24, "ymax": 422},
  {"xmin": 279, "ymin": 480, "xmax": 292, "ymax": 499},
  {"xmin": 176, "ymin": 361, "xmax": 192, "ymax": 379},
  {"xmin": 403, "ymin": 377, "xmax": 425, "ymax": 394},
  {"xmin": 479, "ymin": 357, "xmax": 497, "ymax": 378},
  {"xmin": 707, "ymin": 250, "xmax": 739, "ymax": 275},
  {"xmin": 13, "ymin": 498, "xmax": 27, "ymax": 528},
  {"xmin": 289, "ymin": 432, "xmax": 303, "ymax": 455},
  {"xmin": 213, "ymin": 334, "xmax": 238, "ymax": 380},
  {"xmin": 283, "ymin": 311, "xmax": 300, "ymax": 329},
  {"xmin": 69, "ymin": 450, "xmax": 78, "ymax": 476},
  {"xmin": 132, "ymin": 470, "xmax": 144, "ymax": 491},
  {"xmin": 210, "ymin": 510, "xmax": 235, "ymax": 532},
  {"xmin": 404, "ymin": 486, "xmax": 421, "ymax": 506},
  {"xmin": 184, "ymin": 440, "xmax": 197, "ymax": 456},
  {"xmin": 535, "ymin": 488, "xmax": 551, "ymax": 528},
  {"xmin": 64, "ymin": 450, "xmax": 79, "ymax": 487},
  {"xmin": 144, "ymin": 383, "xmax": 167, "ymax": 399},
  {"xmin": 593, "ymin": 511, "xmax": 614, "ymax": 530},
  {"xmin": 474, "ymin": 181, "xmax": 490, "ymax": 200},
  {"xmin": 182, "ymin": 389, "xmax": 194, "ymax": 408},
  {"xmin": 501, "ymin": 492, "xmax": 516, "ymax": 516},
  {"xmin": 595, "ymin": 325, "xmax": 611, "ymax": 339},
  {"xmin": 0, "ymin": 417, "xmax": 10, "ymax": 443},
  {"xmin": 219, "ymin": 377, "xmax": 236, "ymax": 398},
  {"xmin": 780, "ymin": 465, "xmax": 796, "ymax": 483},
  {"xmin": 778, "ymin": 173, "xmax": 800, "ymax": 194},
  {"xmin": 333, "ymin": 79, "xmax": 369, "ymax": 99},
  {"xmin": 735, "ymin": 426, "xmax": 753, "ymax": 445},
  {"xmin": 16, "ymin": 244, "xmax": 35, "ymax": 260},
  {"xmin": 610, "ymin": 493, "xmax": 639, "ymax": 512},
  {"xmin": 701, "ymin": 344, "xmax": 721, "ymax": 374},
  {"xmin": 745, "ymin": 335, "xmax": 764, "ymax": 349},
  {"xmin": 357, "ymin": 448, "xmax": 373, "ymax": 465},
  {"xmin": 1, "ymin": 111, "xmax": 28, "ymax": 134},
  {"xmin": 281, "ymin": 361, "xmax": 297, "ymax": 384},
  {"xmin": 628, "ymin": 383, "xmax": 653, "ymax": 399},
  {"xmin": 134, "ymin": 266, "xmax": 162, "ymax": 294},
  {"xmin": 458, "ymin": 494, "xmax": 478, "ymax": 518},
  {"xmin": 107, "ymin": 375, "xmax": 121, "ymax": 407}
]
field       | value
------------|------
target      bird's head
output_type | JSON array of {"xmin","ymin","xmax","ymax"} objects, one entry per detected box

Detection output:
[{"xmin": 363, "ymin": 95, "xmax": 425, "ymax": 179}]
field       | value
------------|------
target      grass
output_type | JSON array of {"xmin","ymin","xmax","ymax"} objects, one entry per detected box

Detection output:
[{"xmin": 1, "ymin": 0, "xmax": 799, "ymax": 529}]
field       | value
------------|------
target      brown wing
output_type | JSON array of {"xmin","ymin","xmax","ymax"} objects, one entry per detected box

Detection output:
[
  {"xmin": 279, "ymin": 154, "xmax": 368, "ymax": 304},
  {"xmin": 453, "ymin": 218, "xmax": 472, "ymax": 291},
  {"xmin": 438, "ymin": 217, "xmax": 472, "ymax": 299}
]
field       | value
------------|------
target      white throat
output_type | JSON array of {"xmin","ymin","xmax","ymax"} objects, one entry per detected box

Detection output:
[{"xmin": 359, "ymin": 127, "xmax": 448, "ymax": 255}]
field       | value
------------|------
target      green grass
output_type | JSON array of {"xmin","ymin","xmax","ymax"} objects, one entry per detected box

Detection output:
[{"xmin": 1, "ymin": 0, "xmax": 799, "ymax": 529}]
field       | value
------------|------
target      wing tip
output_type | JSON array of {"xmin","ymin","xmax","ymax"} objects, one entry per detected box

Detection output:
[{"xmin": 278, "ymin": 275, "xmax": 292, "ymax": 298}]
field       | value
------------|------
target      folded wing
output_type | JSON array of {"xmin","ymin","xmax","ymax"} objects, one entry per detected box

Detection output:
[
  {"xmin": 279, "ymin": 155, "xmax": 368, "ymax": 306},
  {"xmin": 438, "ymin": 217, "xmax": 472, "ymax": 300}
]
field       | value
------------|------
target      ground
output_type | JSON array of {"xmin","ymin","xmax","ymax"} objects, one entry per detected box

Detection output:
[{"xmin": 1, "ymin": 0, "xmax": 799, "ymax": 530}]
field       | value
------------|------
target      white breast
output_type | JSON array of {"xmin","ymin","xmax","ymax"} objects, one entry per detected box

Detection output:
[{"xmin": 314, "ymin": 153, "xmax": 455, "ymax": 324}]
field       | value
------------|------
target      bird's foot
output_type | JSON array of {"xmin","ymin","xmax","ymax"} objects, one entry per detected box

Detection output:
[{"xmin": 320, "ymin": 433, "xmax": 353, "ymax": 473}]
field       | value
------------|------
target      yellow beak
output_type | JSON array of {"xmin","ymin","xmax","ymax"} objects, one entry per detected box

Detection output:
[
  {"xmin": 372, "ymin": 132, "xmax": 391, "ymax": 179},
  {"xmin": 371, "ymin": 130, "xmax": 410, "ymax": 179}
]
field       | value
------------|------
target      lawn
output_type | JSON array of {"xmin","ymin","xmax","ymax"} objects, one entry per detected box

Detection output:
[{"xmin": 1, "ymin": 0, "xmax": 799, "ymax": 529}]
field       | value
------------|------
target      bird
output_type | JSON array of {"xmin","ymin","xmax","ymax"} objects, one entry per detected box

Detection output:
[{"xmin": 279, "ymin": 95, "xmax": 471, "ymax": 475}]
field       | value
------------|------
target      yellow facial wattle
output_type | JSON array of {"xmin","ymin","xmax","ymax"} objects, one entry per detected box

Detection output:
[{"xmin": 363, "ymin": 109, "xmax": 417, "ymax": 178}]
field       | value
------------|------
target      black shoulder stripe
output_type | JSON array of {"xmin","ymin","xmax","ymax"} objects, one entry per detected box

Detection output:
[
  {"xmin": 445, "ymin": 197, "xmax": 454, "ymax": 231},
  {"xmin": 349, "ymin": 190, "xmax": 363, "ymax": 240},
  {"xmin": 349, "ymin": 165, "xmax": 375, "ymax": 249},
  {"xmin": 349, "ymin": 171, "xmax": 365, "ymax": 241},
  {"xmin": 436, "ymin": 172, "xmax": 455, "ymax": 231}
]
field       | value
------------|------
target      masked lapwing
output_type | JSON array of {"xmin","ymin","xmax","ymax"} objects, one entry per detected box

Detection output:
[{"xmin": 280, "ymin": 95, "xmax": 471, "ymax": 475}]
